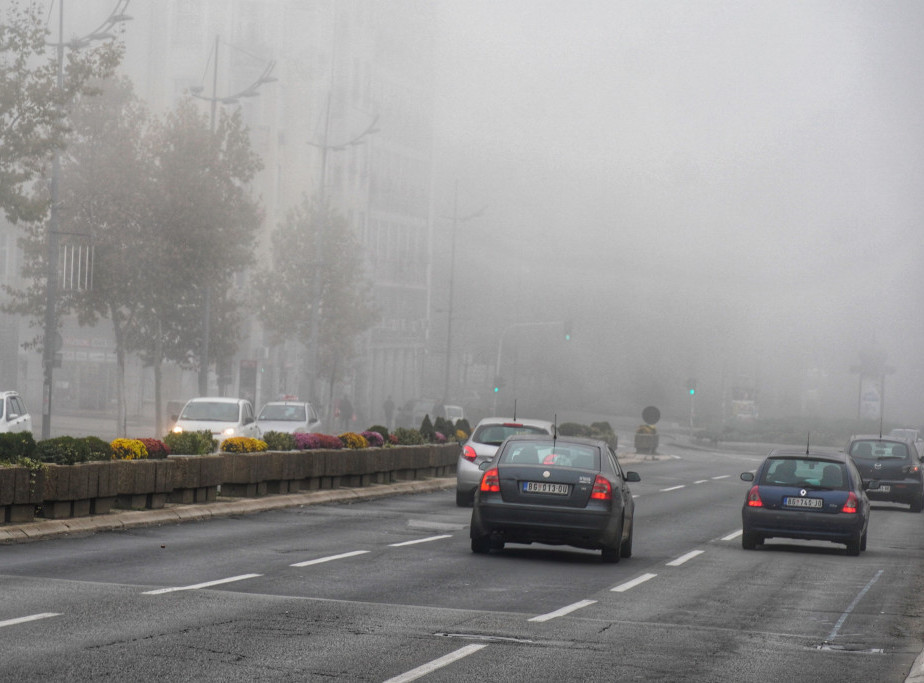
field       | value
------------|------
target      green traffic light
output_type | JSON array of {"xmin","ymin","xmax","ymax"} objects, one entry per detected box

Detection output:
[
  {"xmin": 493, "ymin": 386, "xmax": 499, "ymax": 393},
  {"xmin": 689, "ymin": 389, "xmax": 695, "ymax": 395}
]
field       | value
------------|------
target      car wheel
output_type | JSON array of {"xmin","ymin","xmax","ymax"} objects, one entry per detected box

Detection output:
[
  {"xmin": 620, "ymin": 520, "xmax": 633, "ymax": 558},
  {"xmin": 846, "ymin": 534, "xmax": 861, "ymax": 556},
  {"xmin": 860, "ymin": 529, "xmax": 868, "ymax": 552},
  {"xmin": 741, "ymin": 530, "xmax": 759, "ymax": 550},
  {"xmin": 910, "ymin": 494, "xmax": 923, "ymax": 513},
  {"xmin": 602, "ymin": 519, "xmax": 624, "ymax": 563},
  {"xmin": 456, "ymin": 490, "xmax": 473, "ymax": 507},
  {"xmin": 471, "ymin": 535, "xmax": 491, "ymax": 554}
]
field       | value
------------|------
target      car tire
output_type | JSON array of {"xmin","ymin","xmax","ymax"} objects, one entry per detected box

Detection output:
[
  {"xmin": 846, "ymin": 534, "xmax": 861, "ymax": 556},
  {"xmin": 456, "ymin": 490, "xmax": 473, "ymax": 507},
  {"xmin": 620, "ymin": 521, "xmax": 633, "ymax": 558},
  {"xmin": 471, "ymin": 536, "xmax": 491, "ymax": 554},
  {"xmin": 602, "ymin": 519, "xmax": 624, "ymax": 563},
  {"xmin": 860, "ymin": 529, "xmax": 868, "ymax": 552},
  {"xmin": 741, "ymin": 530, "xmax": 759, "ymax": 550},
  {"xmin": 910, "ymin": 494, "xmax": 923, "ymax": 513}
]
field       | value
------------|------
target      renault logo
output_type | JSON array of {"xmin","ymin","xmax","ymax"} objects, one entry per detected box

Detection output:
[{"xmin": 800, "ymin": 489, "xmax": 807, "ymax": 496}]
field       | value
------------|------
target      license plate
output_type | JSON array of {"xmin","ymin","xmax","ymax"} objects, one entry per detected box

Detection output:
[
  {"xmin": 783, "ymin": 496, "xmax": 823, "ymax": 509},
  {"xmin": 878, "ymin": 485, "xmax": 891, "ymax": 493},
  {"xmin": 523, "ymin": 481, "xmax": 570, "ymax": 495}
]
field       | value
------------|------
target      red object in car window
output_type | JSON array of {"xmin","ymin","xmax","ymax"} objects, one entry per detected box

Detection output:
[{"xmin": 542, "ymin": 454, "xmax": 556, "ymax": 464}]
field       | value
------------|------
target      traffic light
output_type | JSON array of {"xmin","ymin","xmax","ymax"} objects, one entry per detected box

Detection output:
[
  {"xmin": 686, "ymin": 378, "xmax": 697, "ymax": 396},
  {"xmin": 563, "ymin": 319, "xmax": 572, "ymax": 341},
  {"xmin": 493, "ymin": 376, "xmax": 504, "ymax": 393}
]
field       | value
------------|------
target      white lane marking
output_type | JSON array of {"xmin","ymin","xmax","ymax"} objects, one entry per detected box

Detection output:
[
  {"xmin": 825, "ymin": 569, "xmax": 884, "ymax": 644},
  {"xmin": 612, "ymin": 573, "xmax": 658, "ymax": 592},
  {"xmin": 143, "ymin": 573, "xmax": 262, "ymax": 595},
  {"xmin": 0, "ymin": 613, "xmax": 61, "ymax": 628},
  {"xmin": 661, "ymin": 485, "xmax": 686, "ymax": 492},
  {"xmin": 382, "ymin": 644, "xmax": 488, "ymax": 683},
  {"xmin": 291, "ymin": 550, "xmax": 370, "ymax": 567},
  {"xmin": 721, "ymin": 530, "xmax": 743, "ymax": 541},
  {"xmin": 666, "ymin": 550, "xmax": 704, "ymax": 566},
  {"xmin": 389, "ymin": 534, "xmax": 452, "ymax": 547},
  {"xmin": 528, "ymin": 599, "xmax": 597, "ymax": 623},
  {"xmin": 712, "ymin": 475, "xmax": 730, "ymax": 480},
  {"xmin": 694, "ymin": 480, "xmax": 709, "ymax": 484}
]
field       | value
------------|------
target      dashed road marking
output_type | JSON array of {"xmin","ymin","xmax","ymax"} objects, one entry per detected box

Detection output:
[
  {"xmin": 143, "ymin": 573, "xmax": 262, "ymax": 595},
  {"xmin": 721, "ymin": 530, "xmax": 742, "ymax": 541},
  {"xmin": 389, "ymin": 535, "xmax": 452, "ymax": 547},
  {"xmin": 666, "ymin": 549, "xmax": 704, "ymax": 566},
  {"xmin": 382, "ymin": 644, "xmax": 488, "ymax": 683},
  {"xmin": 612, "ymin": 573, "xmax": 658, "ymax": 592},
  {"xmin": 528, "ymin": 599, "xmax": 597, "ymax": 622},
  {"xmin": 0, "ymin": 613, "xmax": 61, "ymax": 628},
  {"xmin": 661, "ymin": 485, "xmax": 686, "ymax": 492},
  {"xmin": 291, "ymin": 550, "xmax": 370, "ymax": 567}
]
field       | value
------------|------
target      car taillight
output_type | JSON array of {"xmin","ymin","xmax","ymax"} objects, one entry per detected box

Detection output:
[
  {"xmin": 842, "ymin": 491, "xmax": 859, "ymax": 514},
  {"xmin": 462, "ymin": 445, "xmax": 477, "ymax": 463},
  {"xmin": 591, "ymin": 475, "xmax": 612, "ymax": 500},
  {"xmin": 904, "ymin": 464, "xmax": 921, "ymax": 477},
  {"xmin": 480, "ymin": 467, "xmax": 500, "ymax": 493},
  {"xmin": 746, "ymin": 485, "xmax": 763, "ymax": 507}
]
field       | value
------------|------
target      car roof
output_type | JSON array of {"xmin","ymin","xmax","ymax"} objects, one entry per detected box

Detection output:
[
  {"xmin": 848, "ymin": 434, "xmax": 915, "ymax": 445},
  {"xmin": 503, "ymin": 434, "xmax": 607, "ymax": 448},
  {"xmin": 185, "ymin": 397, "xmax": 246, "ymax": 404},
  {"xmin": 766, "ymin": 448, "xmax": 850, "ymax": 464},
  {"xmin": 474, "ymin": 417, "xmax": 554, "ymax": 429}
]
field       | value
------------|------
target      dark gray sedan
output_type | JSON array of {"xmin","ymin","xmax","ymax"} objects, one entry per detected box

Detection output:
[{"xmin": 470, "ymin": 435, "xmax": 640, "ymax": 562}]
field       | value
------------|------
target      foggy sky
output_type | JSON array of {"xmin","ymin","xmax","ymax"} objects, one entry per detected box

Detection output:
[{"xmin": 432, "ymin": 1, "xmax": 924, "ymax": 423}]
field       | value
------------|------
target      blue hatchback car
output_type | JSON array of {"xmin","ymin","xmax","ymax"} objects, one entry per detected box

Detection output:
[{"xmin": 740, "ymin": 449, "xmax": 874, "ymax": 556}]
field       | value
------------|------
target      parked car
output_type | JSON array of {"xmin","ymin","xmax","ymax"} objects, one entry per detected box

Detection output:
[
  {"xmin": 456, "ymin": 417, "xmax": 555, "ymax": 506},
  {"xmin": 256, "ymin": 400, "xmax": 322, "ymax": 435},
  {"xmin": 845, "ymin": 434, "xmax": 924, "ymax": 512},
  {"xmin": 0, "ymin": 391, "xmax": 31, "ymax": 434},
  {"xmin": 172, "ymin": 397, "xmax": 260, "ymax": 447},
  {"xmin": 469, "ymin": 434, "xmax": 640, "ymax": 562},
  {"xmin": 740, "ymin": 448, "xmax": 874, "ymax": 555}
]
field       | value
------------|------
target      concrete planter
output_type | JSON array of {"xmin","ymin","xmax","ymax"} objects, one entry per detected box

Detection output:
[{"xmin": 0, "ymin": 465, "xmax": 44, "ymax": 523}]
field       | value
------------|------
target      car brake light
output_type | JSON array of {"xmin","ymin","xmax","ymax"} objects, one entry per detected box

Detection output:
[
  {"xmin": 746, "ymin": 485, "xmax": 763, "ymax": 507},
  {"xmin": 591, "ymin": 475, "xmax": 612, "ymax": 500},
  {"xmin": 480, "ymin": 467, "xmax": 500, "ymax": 493},
  {"xmin": 842, "ymin": 491, "xmax": 859, "ymax": 514},
  {"xmin": 462, "ymin": 445, "xmax": 477, "ymax": 463}
]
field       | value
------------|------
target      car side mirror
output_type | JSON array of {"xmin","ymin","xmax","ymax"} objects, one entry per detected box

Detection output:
[
  {"xmin": 740, "ymin": 472, "xmax": 755, "ymax": 482},
  {"xmin": 624, "ymin": 471, "xmax": 641, "ymax": 482}
]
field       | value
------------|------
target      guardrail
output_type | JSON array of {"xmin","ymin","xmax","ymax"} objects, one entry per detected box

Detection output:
[{"xmin": 0, "ymin": 444, "xmax": 460, "ymax": 524}]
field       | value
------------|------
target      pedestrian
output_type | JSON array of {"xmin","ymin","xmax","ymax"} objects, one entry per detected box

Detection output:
[
  {"xmin": 339, "ymin": 395, "xmax": 353, "ymax": 432},
  {"xmin": 383, "ymin": 395, "xmax": 395, "ymax": 430}
]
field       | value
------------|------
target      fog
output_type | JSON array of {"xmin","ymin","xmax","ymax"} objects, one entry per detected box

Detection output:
[{"xmin": 431, "ymin": 1, "xmax": 924, "ymax": 425}]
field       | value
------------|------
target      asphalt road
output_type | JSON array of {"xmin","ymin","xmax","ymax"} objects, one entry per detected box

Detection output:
[{"xmin": 2, "ymin": 441, "xmax": 924, "ymax": 681}]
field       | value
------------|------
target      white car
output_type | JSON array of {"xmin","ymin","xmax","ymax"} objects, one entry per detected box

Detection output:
[
  {"xmin": 172, "ymin": 397, "xmax": 260, "ymax": 446},
  {"xmin": 256, "ymin": 401, "xmax": 322, "ymax": 435},
  {"xmin": 0, "ymin": 391, "xmax": 32, "ymax": 434}
]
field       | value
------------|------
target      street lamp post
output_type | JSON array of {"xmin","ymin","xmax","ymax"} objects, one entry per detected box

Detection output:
[
  {"xmin": 40, "ymin": 0, "xmax": 131, "ymax": 439},
  {"xmin": 304, "ymin": 99, "xmax": 378, "ymax": 410},
  {"xmin": 441, "ymin": 182, "xmax": 484, "ymax": 404},
  {"xmin": 189, "ymin": 36, "xmax": 275, "ymax": 397}
]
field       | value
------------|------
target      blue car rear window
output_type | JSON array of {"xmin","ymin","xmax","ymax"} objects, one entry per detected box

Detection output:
[{"xmin": 761, "ymin": 458, "xmax": 847, "ymax": 489}]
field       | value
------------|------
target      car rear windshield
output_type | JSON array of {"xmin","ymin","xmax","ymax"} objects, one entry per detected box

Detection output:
[
  {"xmin": 181, "ymin": 402, "xmax": 240, "ymax": 422},
  {"xmin": 500, "ymin": 442, "xmax": 599, "ymax": 469},
  {"xmin": 474, "ymin": 423, "xmax": 549, "ymax": 445},
  {"xmin": 259, "ymin": 404, "xmax": 306, "ymax": 421},
  {"xmin": 849, "ymin": 440, "xmax": 909, "ymax": 460},
  {"xmin": 760, "ymin": 458, "xmax": 848, "ymax": 489}
]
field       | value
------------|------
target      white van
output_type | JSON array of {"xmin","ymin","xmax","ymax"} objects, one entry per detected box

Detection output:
[{"xmin": 0, "ymin": 391, "xmax": 32, "ymax": 434}]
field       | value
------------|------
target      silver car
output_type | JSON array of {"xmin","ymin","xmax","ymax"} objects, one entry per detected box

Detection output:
[
  {"xmin": 456, "ymin": 417, "xmax": 554, "ymax": 506},
  {"xmin": 0, "ymin": 391, "xmax": 32, "ymax": 434}
]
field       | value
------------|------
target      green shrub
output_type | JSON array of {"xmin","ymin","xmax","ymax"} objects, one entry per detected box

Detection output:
[
  {"xmin": 394, "ymin": 427, "xmax": 424, "ymax": 445},
  {"xmin": 164, "ymin": 430, "xmax": 216, "ymax": 455},
  {"xmin": 262, "ymin": 431, "xmax": 296, "ymax": 451},
  {"xmin": 558, "ymin": 422, "xmax": 591, "ymax": 437},
  {"xmin": 419, "ymin": 414, "xmax": 435, "ymax": 441},
  {"xmin": 455, "ymin": 418, "xmax": 471, "ymax": 436},
  {"xmin": 83, "ymin": 436, "xmax": 112, "ymax": 460},
  {"xmin": 0, "ymin": 431, "xmax": 37, "ymax": 463},
  {"xmin": 35, "ymin": 436, "xmax": 92, "ymax": 465}
]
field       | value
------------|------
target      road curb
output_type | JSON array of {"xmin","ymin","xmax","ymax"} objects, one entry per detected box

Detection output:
[{"xmin": 0, "ymin": 477, "xmax": 457, "ymax": 544}]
